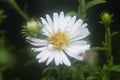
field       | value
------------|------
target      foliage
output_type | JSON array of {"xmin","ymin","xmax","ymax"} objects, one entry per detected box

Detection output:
[
  {"xmin": 0, "ymin": 10, "xmax": 6, "ymax": 23},
  {"xmin": 0, "ymin": 0, "xmax": 120, "ymax": 80},
  {"xmin": 0, "ymin": 32, "xmax": 15, "ymax": 72}
]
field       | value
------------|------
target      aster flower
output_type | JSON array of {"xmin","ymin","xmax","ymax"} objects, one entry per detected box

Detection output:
[{"xmin": 26, "ymin": 12, "xmax": 90, "ymax": 66}]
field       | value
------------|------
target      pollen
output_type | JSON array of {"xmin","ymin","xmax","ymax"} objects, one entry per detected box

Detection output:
[{"xmin": 49, "ymin": 29, "xmax": 69, "ymax": 50}]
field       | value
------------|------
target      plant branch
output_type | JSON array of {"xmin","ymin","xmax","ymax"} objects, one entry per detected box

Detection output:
[{"xmin": 7, "ymin": 0, "xmax": 30, "ymax": 20}]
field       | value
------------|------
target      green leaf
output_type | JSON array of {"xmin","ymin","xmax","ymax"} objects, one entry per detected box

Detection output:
[
  {"xmin": 86, "ymin": 0, "xmax": 106, "ymax": 9},
  {"xmin": 112, "ymin": 65, "xmax": 120, "ymax": 72},
  {"xmin": 66, "ymin": 11, "xmax": 78, "ymax": 16},
  {"xmin": 90, "ymin": 47, "xmax": 106, "ymax": 51},
  {"xmin": 111, "ymin": 32, "xmax": 119, "ymax": 37},
  {"xmin": 101, "ymin": 41, "xmax": 106, "ymax": 47}
]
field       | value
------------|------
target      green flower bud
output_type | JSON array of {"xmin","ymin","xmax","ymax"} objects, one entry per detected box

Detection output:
[
  {"xmin": 100, "ymin": 12, "xmax": 113, "ymax": 26},
  {"xmin": 22, "ymin": 19, "xmax": 43, "ymax": 37},
  {"xmin": 26, "ymin": 21, "xmax": 38, "ymax": 32}
]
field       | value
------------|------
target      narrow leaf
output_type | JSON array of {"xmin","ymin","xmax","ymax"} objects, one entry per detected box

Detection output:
[
  {"xmin": 111, "ymin": 32, "xmax": 119, "ymax": 37},
  {"xmin": 86, "ymin": 0, "xmax": 106, "ymax": 9},
  {"xmin": 90, "ymin": 47, "xmax": 106, "ymax": 51},
  {"xmin": 66, "ymin": 11, "xmax": 78, "ymax": 16}
]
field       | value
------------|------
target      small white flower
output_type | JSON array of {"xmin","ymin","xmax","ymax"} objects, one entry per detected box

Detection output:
[{"xmin": 27, "ymin": 12, "xmax": 90, "ymax": 66}]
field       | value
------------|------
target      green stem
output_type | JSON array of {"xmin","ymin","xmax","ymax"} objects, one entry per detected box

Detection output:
[
  {"xmin": 78, "ymin": 0, "xmax": 86, "ymax": 20},
  {"xmin": 8, "ymin": 0, "xmax": 30, "ymax": 20},
  {"xmin": 102, "ymin": 26, "xmax": 112, "ymax": 80},
  {"xmin": 0, "ymin": 71, "xmax": 3, "ymax": 80},
  {"xmin": 105, "ymin": 26, "xmax": 113, "ymax": 68}
]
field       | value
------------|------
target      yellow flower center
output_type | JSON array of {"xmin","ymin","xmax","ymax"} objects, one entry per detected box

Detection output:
[{"xmin": 49, "ymin": 29, "xmax": 69, "ymax": 50}]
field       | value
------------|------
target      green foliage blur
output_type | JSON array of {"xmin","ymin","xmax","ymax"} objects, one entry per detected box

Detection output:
[
  {"xmin": 0, "ymin": 9, "xmax": 15, "ymax": 80},
  {"xmin": 0, "ymin": 0, "xmax": 120, "ymax": 80},
  {"xmin": 0, "ymin": 35, "xmax": 15, "ymax": 71}
]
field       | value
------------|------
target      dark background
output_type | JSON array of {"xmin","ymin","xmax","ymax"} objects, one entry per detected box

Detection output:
[{"xmin": 0, "ymin": 0, "xmax": 120, "ymax": 80}]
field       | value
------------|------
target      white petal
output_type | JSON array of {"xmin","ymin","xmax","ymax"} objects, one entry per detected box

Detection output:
[
  {"xmin": 60, "ymin": 51, "xmax": 71, "ymax": 66},
  {"xmin": 61, "ymin": 16, "xmax": 71, "ymax": 31},
  {"xmin": 68, "ymin": 23, "xmax": 88, "ymax": 38},
  {"xmin": 79, "ymin": 23, "xmax": 88, "ymax": 29},
  {"xmin": 26, "ymin": 37, "xmax": 47, "ymax": 44},
  {"xmin": 57, "ymin": 51, "xmax": 63, "ymax": 64},
  {"xmin": 40, "ymin": 17, "xmax": 48, "ymax": 25},
  {"xmin": 59, "ymin": 12, "xmax": 64, "ymax": 28},
  {"xmin": 70, "ymin": 40, "xmax": 88, "ymax": 46},
  {"xmin": 46, "ymin": 14, "xmax": 53, "ymax": 27},
  {"xmin": 68, "ymin": 16, "xmax": 76, "ymax": 27},
  {"xmin": 54, "ymin": 52, "xmax": 60, "ymax": 65},
  {"xmin": 46, "ymin": 53, "xmax": 55, "ymax": 65},
  {"xmin": 75, "ymin": 56, "xmax": 84, "ymax": 60},
  {"xmin": 42, "ymin": 28, "xmax": 49, "ymax": 36},
  {"xmin": 65, "ymin": 16, "xmax": 76, "ymax": 32},
  {"xmin": 32, "ymin": 47, "xmax": 46, "ymax": 52},
  {"xmin": 80, "ymin": 45, "xmax": 90, "ymax": 51},
  {"xmin": 38, "ymin": 51, "xmax": 51, "ymax": 63},
  {"xmin": 53, "ymin": 13, "xmax": 59, "ymax": 32},
  {"xmin": 40, "ymin": 17, "xmax": 52, "ymax": 33},
  {"xmin": 64, "ymin": 48, "xmax": 83, "ymax": 61},
  {"xmin": 66, "ymin": 45, "xmax": 90, "ymax": 53},
  {"xmin": 68, "ymin": 19, "xmax": 83, "ymax": 35},
  {"xmin": 64, "ymin": 44, "xmax": 90, "ymax": 60},
  {"xmin": 55, "ymin": 50, "xmax": 63, "ymax": 65},
  {"xmin": 70, "ymin": 29, "xmax": 90, "ymax": 41},
  {"xmin": 65, "ymin": 46, "xmax": 80, "ymax": 55},
  {"xmin": 28, "ymin": 41, "xmax": 48, "ymax": 46},
  {"xmin": 59, "ymin": 12, "xmax": 64, "ymax": 18},
  {"xmin": 70, "ymin": 28, "xmax": 88, "ymax": 38},
  {"xmin": 36, "ymin": 50, "xmax": 48, "ymax": 59}
]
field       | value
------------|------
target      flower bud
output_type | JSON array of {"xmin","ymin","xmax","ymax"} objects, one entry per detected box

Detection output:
[
  {"xmin": 22, "ymin": 19, "xmax": 43, "ymax": 37},
  {"xmin": 26, "ymin": 21, "xmax": 38, "ymax": 32},
  {"xmin": 100, "ymin": 12, "xmax": 113, "ymax": 26}
]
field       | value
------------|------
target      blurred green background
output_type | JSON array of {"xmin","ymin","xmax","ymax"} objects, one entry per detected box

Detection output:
[{"xmin": 0, "ymin": 0, "xmax": 120, "ymax": 80}]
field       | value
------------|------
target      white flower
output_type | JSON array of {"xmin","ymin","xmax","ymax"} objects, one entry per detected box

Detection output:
[{"xmin": 27, "ymin": 12, "xmax": 90, "ymax": 66}]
